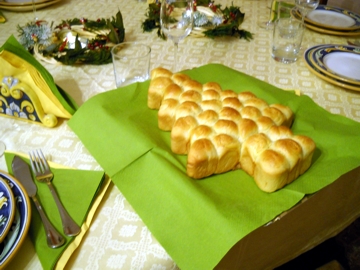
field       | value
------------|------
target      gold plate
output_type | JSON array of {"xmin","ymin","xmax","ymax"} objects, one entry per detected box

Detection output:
[{"xmin": 0, "ymin": 0, "xmax": 61, "ymax": 11}]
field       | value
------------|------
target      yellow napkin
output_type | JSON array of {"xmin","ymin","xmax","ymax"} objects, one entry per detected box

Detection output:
[{"xmin": 0, "ymin": 35, "xmax": 78, "ymax": 127}]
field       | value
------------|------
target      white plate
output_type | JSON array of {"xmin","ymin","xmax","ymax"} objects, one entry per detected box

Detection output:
[
  {"xmin": 305, "ymin": 5, "xmax": 360, "ymax": 31},
  {"xmin": 0, "ymin": 0, "xmax": 61, "ymax": 11},
  {"xmin": 307, "ymin": 10, "xmax": 355, "ymax": 28},
  {"xmin": 0, "ymin": 171, "xmax": 31, "ymax": 269},
  {"xmin": 323, "ymin": 52, "xmax": 360, "ymax": 81},
  {"xmin": 291, "ymin": 8, "xmax": 360, "ymax": 36},
  {"xmin": 309, "ymin": 44, "xmax": 360, "ymax": 85},
  {"xmin": 1, "ymin": 0, "xmax": 49, "ymax": 6}
]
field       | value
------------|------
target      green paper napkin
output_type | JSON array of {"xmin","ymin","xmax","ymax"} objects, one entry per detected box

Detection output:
[
  {"xmin": 68, "ymin": 64, "xmax": 360, "ymax": 270},
  {"xmin": 0, "ymin": 35, "xmax": 78, "ymax": 116},
  {"xmin": 4, "ymin": 152, "xmax": 105, "ymax": 270}
]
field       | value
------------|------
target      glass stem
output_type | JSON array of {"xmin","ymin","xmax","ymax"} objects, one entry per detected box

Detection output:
[
  {"xmin": 32, "ymin": 0, "xmax": 38, "ymax": 21},
  {"xmin": 174, "ymin": 42, "xmax": 179, "ymax": 72}
]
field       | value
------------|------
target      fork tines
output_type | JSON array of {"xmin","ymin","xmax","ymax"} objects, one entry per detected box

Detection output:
[{"xmin": 29, "ymin": 149, "xmax": 51, "ymax": 174}]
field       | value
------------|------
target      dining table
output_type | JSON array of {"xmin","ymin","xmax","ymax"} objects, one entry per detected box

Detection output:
[{"xmin": 0, "ymin": 0, "xmax": 360, "ymax": 269}]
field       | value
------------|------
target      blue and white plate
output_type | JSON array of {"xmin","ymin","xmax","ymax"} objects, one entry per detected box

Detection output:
[
  {"xmin": 0, "ymin": 177, "xmax": 15, "ymax": 243},
  {"xmin": 0, "ymin": 171, "xmax": 31, "ymax": 269},
  {"xmin": 304, "ymin": 45, "xmax": 360, "ymax": 92},
  {"xmin": 306, "ymin": 5, "xmax": 360, "ymax": 31},
  {"xmin": 309, "ymin": 44, "xmax": 360, "ymax": 86}
]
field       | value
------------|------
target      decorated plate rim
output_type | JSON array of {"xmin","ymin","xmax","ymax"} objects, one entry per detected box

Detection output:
[
  {"xmin": 0, "ymin": 170, "xmax": 31, "ymax": 269},
  {"xmin": 0, "ymin": 177, "xmax": 16, "ymax": 243}
]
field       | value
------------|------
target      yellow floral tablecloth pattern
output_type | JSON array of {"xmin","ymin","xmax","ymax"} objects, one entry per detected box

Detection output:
[{"xmin": 0, "ymin": 0, "xmax": 359, "ymax": 269}]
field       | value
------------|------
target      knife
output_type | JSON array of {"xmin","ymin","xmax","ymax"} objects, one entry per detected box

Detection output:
[{"xmin": 12, "ymin": 156, "xmax": 65, "ymax": 248}]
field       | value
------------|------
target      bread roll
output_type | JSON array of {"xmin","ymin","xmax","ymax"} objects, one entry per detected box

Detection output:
[{"xmin": 148, "ymin": 67, "xmax": 315, "ymax": 192}]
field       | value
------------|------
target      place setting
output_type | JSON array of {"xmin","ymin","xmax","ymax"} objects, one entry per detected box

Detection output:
[
  {"xmin": 291, "ymin": 4, "xmax": 360, "ymax": 36},
  {"xmin": 304, "ymin": 44, "xmax": 360, "ymax": 91},
  {"xmin": 0, "ymin": 150, "xmax": 108, "ymax": 269}
]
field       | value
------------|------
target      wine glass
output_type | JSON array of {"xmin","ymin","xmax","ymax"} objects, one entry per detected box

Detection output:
[
  {"xmin": 295, "ymin": 0, "xmax": 320, "ymax": 23},
  {"xmin": 160, "ymin": 0, "xmax": 194, "ymax": 72},
  {"xmin": 258, "ymin": 0, "xmax": 276, "ymax": 30},
  {"xmin": 32, "ymin": 0, "xmax": 38, "ymax": 21}
]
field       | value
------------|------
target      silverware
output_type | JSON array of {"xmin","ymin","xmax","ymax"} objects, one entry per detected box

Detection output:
[
  {"xmin": 29, "ymin": 149, "xmax": 81, "ymax": 237},
  {"xmin": 12, "ymin": 156, "xmax": 65, "ymax": 248}
]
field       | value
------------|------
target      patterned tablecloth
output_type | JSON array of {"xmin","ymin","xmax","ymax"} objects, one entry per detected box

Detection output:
[{"xmin": 0, "ymin": 0, "xmax": 359, "ymax": 269}]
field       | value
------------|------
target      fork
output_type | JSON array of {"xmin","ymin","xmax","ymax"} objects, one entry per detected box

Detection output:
[{"xmin": 29, "ymin": 149, "xmax": 81, "ymax": 237}]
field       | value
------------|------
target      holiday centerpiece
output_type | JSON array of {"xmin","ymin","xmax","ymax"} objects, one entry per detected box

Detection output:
[
  {"xmin": 142, "ymin": 0, "xmax": 253, "ymax": 40},
  {"xmin": 17, "ymin": 11, "xmax": 125, "ymax": 65}
]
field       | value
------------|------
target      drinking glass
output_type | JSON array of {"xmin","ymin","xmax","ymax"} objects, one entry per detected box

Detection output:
[
  {"xmin": 160, "ymin": 0, "xmax": 194, "ymax": 72},
  {"xmin": 295, "ymin": 0, "xmax": 319, "ymax": 23}
]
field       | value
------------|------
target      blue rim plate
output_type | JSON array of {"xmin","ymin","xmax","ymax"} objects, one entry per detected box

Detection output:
[
  {"xmin": 304, "ymin": 45, "xmax": 360, "ymax": 92},
  {"xmin": 309, "ymin": 44, "xmax": 360, "ymax": 86},
  {"xmin": 0, "ymin": 177, "xmax": 15, "ymax": 243},
  {"xmin": 0, "ymin": 170, "xmax": 31, "ymax": 269},
  {"xmin": 306, "ymin": 5, "xmax": 360, "ymax": 31}
]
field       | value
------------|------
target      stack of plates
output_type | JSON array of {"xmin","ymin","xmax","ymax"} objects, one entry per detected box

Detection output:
[
  {"xmin": 0, "ymin": 0, "xmax": 62, "ymax": 12},
  {"xmin": 292, "ymin": 5, "xmax": 360, "ymax": 36},
  {"xmin": 304, "ymin": 44, "xmax": 360, "ymax": 91},
  {"xmin": 0, "ymin": 171, "xmax": 31, "ymax": 268}
]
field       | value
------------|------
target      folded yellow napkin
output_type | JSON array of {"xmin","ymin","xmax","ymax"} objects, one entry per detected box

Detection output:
[
  {"xmin": 68, "ymin": 64, "xmax": 360, "ymax": 270},
  {"xmin": 0, "ymin": 35, "xmax": 78, "ymax": 127},
  {"xmin": 4, "ymin": 151, "xmax": 109, "ymax": 270}
]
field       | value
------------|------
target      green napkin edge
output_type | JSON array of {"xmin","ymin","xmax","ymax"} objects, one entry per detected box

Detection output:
[
  {"xmin": 4, "ymin": 152, "xmax": 105, "ymax": 270},
  {"xmin": 0, "ymin": 35, "xmax": 78, "ymax": 115}
]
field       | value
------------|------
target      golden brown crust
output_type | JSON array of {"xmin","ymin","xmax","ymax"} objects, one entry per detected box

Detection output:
[
  {"xmin": 148, "ymin": 77, "xmax": 174, "ymax": 109},
  {"xmin": 171, "ymin": 116, "xmax": 198, "ymax": 154},
  {"xmin": 187, "ymin": 138, "xmax": 218, "ymax": 179},
  {"xmin": 158, "ymin": 99, "xmax": 179, "ymax": 131},
  {"xmin": 147, "ymin": 67, "xmax": 316, "ymax": 192}
]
